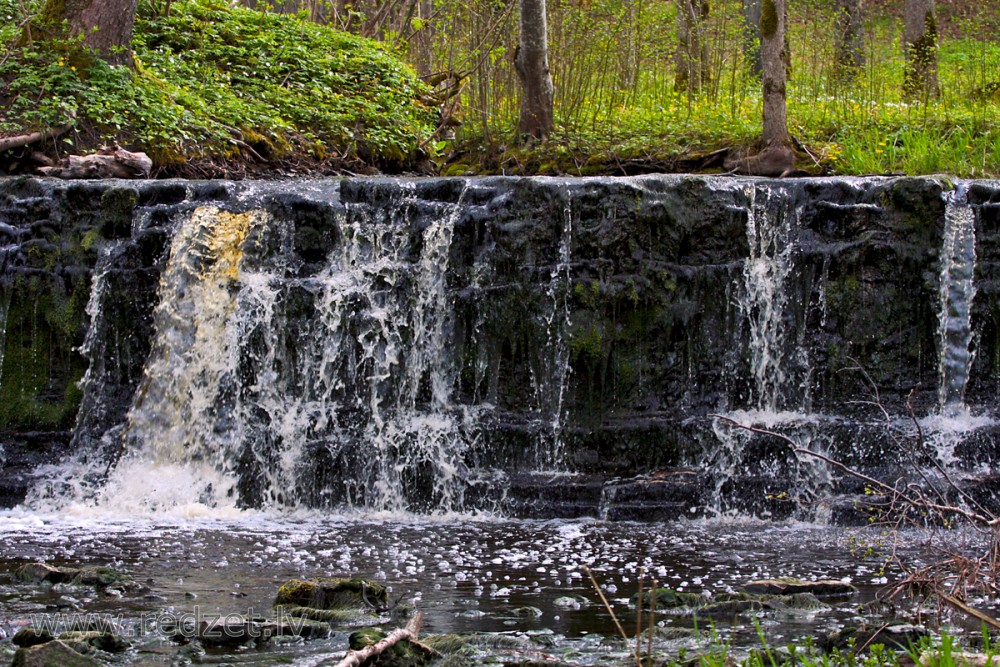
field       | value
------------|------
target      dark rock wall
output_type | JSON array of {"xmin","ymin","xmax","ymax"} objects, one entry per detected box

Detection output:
[{"xmin": 0, "ymin": 175, "xmax": 996, "ymax": 517}]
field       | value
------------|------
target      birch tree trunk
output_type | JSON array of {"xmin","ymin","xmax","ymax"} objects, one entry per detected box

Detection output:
[
  {"xmin": 903, "ymin": 0, "xmax": 938, "ymax": 98},
  {"xmin": 514, "ymin": 0, "xmax": 555, "ymax": 139},
  {"xmin": 37, "ymin": 0, "xmax": 138, "ymax": 66}
]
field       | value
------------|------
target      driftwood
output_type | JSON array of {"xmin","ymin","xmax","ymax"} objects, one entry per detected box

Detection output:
[
  {"xmin": 333, "ymin": 611, "xmax": 428, "ymax": 667},
  {"xmin": 38, "ymin": 147, "xmax": 153, "ymax": 179},
  {"xmin": 0, "ymin": 120, "xmax": 75, "ymax": 153}
]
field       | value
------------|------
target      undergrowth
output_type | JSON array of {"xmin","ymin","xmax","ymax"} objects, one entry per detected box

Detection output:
[{"xmin": 0, "ymin": 0, "xmax": 437, "ymax": 175}]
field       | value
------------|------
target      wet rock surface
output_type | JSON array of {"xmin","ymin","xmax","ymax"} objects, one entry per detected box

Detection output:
[
  {"xmin": 10, "ymin": 639, "xmax": 102, "ymax": 667},
  {"xmin": 0, "ymin": 176, "xmax": 998, "ymax": 517}
]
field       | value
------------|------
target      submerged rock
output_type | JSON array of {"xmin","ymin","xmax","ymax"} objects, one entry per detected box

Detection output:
[
  {"xmin": 57, "ymin": 631, "xmax": 130, "ymax": 653},
  {"xmin": 260, "ymin": 618, "xmax": 332, "ymax": 640},
  {"xmin": 552, "ymin": 595, "xmax": 590, "ymax": 610},
  {"xmin": 822, "ymin": 623, "xmax": 929, "ymax": 653},
  {"xmin": 631, "ymin": 587, "xmax": 831, "ymax": 618},
  {"xmin": 12, "ymin": 563, "xmax": 134, "ymax": 592},
  {"xmin": 11, "ymin": 629, "xmax": 53, "ymax": 648},
  {"xmin": 348, "ymin": 627, "xmax": 439, "ymax": 667},
  {"xmin": 631, "ymin": 587, "xmax": 704, "ymax": 609},
  {"xmin": 274, "ymin": 577, "xmax": 387, "ymax": 611},
  {"xmin": 743, "ymin": 578, "xmax": 858, "ymax": 598},
  {"xmin": 197, "ymin": 617, "xmax": 265, "ymax": 648},
  {"xmin": 10, "ymin": 639, "xmax": 102, "ymax": 667}
]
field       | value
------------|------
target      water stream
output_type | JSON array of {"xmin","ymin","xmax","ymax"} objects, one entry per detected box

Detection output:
[{"xmin": 1, "ymin": 174, "xmax": 999, "ymax": 664}]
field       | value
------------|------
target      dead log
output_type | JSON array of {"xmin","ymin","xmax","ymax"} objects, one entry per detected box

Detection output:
[
  {"xmin": 333, "ymin": 612, "xmax": 425, "ymax": 667},
  {"xmin": 0, "ymin": 120, "xmax": 75, "ymax": 153},
  {"xmin": 38, "ymin": 147, "xmax": 152, "ymax": 179}
]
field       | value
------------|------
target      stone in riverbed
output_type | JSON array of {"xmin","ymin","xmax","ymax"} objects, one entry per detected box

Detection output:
[
  {"xmin": 348, "ymin": 627, "xmax": 439, "ymax": 667},
  {"xmin": 260, "ymin": 618, "xmax": 332, "ymax": 640},
  {"xmin": 13, "ymin": 564, "xmax": 74, "ymax": 585},
  {"xmin": 13, "ymin": 563, "xmax": 135, "ymax": 592},
  {"xmin": 11, "ymin": 639, "xmax": 102, "ymax": 667},
  {"xmin": 742, "ymin": 578, "xmax": 858, "ymax": 598},
  {"xmin": 197, "ymin": 617, "xmax": 265, "ymax": 648},
  {"xmin": 11, "ymin": 628, "xmax": 53, "ymax": 648},
  {"xmin": 57, "ymin": 631, "xmax": 131, "ymax": 653},
  {"xmin": 630, "ymin": 587, "xmax": 703, "ymax": 608},
  {"xmin": 274, "ymin": 577, "xmax": 387, "ymax": 611}
]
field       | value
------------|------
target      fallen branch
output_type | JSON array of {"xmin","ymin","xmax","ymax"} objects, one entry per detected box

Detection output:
[
  {"xmin": 0, "ymin": 118, "xmax": 75, "ymax": 153},
  {"xmin": 333, "ymin": 611, "xmax": 424, "ymax": 667},
  {"xmin": 935, "ymin": 589, "xmax": 1000, "ymax": 631}
]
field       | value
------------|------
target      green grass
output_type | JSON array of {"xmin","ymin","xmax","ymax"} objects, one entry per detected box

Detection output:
[
  {"xmin": 0, "ymin": 0, "xmax": 437, "ymax": 173},
  {"xmin": 443, "ymin": 0, "xmax": 1000, "ymax": 177}
]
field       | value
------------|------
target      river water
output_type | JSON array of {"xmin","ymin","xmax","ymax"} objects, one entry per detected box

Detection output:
[{"xmin": 0, "ymin": 510, "xmax": 926, "ymax": 665}]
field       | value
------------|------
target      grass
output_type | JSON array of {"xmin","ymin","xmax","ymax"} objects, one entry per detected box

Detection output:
[
  {"xmin": 0, "ymin": 0, "xmax": 437, "ymax": 175},
  {"xmin": 441, "ymin": 0, "xmax": 1000, "ymax": 177},
  {"xmin": 1, "ymin": 0, "xmax": 997, "ymax": 177}
]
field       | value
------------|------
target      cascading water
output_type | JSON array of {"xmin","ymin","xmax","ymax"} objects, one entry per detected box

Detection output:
[
  {"xmin": 708, "ymin": 183, "xmax": 829, "ymax": 517},
  {"xmin": 936, "ymin": 185, "xmax": 978, "ymax": 415},
  {"xmin": 4, "ymin": 175, "xmax": 999, "ymax": 521},
  {"xmin": 531, "ymin": 190, "xmax": 573, "ymax": 469},
  {"xmin": 49, "ymin": 183, "xmax": 497, "ymax": 514},
  {"xmin": 739, "ymin": 184, "xmax": 810, "ymax": 413},
  {"xmin": 14, "ymin": 178, "xmax": 589, "ymax": 517},
  {"xmin": 922, "ymin": 184, "xmax": 994, "ymax": 467}
]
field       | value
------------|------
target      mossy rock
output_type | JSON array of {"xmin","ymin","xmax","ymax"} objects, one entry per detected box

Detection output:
[
  {"xmin": 348, "ymin": 627, "xmax": 437, "ymax": 667},
  {"xmin": 57, "ymin": 631, "xmax": 131, "ymax": 653},
  {"xmin": 260, "ymin": 618, "xmax": 331, "ymax": 640},
  {"xmin": 275, "ymin": 577, "xmax": 386, "ymax": 610},
  {"xmin": 13, "ymin": 563, "xmax": 75, "ymax": 585},
  {"xmin": 11, "ymin": 639, "xmax": 102, "ymax": 667},
  {"xmin": 70, "ymin": 566, "xmax": 135, "ymax": 590},
  {"xmin": 631, "ymin": 587, "xmax": 702, "ymax": 609},
  {"xmin": 12, "ymin": 628, "xmax": 54, "ymax": 648},
  {"xmin": 742, "ymin": 578, "xmax": 858, "ymax": 599},
  {"xmin": 273, "ymin": 605, "xmax": 377, "ymax": 624}
]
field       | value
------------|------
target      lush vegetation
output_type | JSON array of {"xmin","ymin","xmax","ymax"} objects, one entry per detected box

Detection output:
[
  {"xmin": 0, "ymin": 0, "xmax": 437, "ymax": 175},
  {"xmin": 424, "ymin": 0, "xmax": 1000, "ymax": 176},
  {"xmin": 0, "ymin": 0, "xmax": 998, "ymax": 176}
]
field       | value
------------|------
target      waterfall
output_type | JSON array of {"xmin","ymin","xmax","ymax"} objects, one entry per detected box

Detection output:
[
  {"xmin": 91, "ymin": 184, "xmax": 489, "ymax": 514},
  {"xmin": 937, "ymin": 185, "xmax": 977, "ymax": 415},
  {"xmin": 532, "ymin": 190, "xmax": 573, "ymax": 468},
  {"xmin": 739, "ymin": 185, "xmax": 809, "ymax": 414},
  {"xmin": 920, "ymin": 185, "xmax": 993, "ymax": 467}
]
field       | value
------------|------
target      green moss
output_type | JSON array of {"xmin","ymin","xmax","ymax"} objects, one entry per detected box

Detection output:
[
  {"xmin": 568, "ymin": 323, "xmax": 604, "ymax": 361},
  {"xmin": 274, "ymin": 577, "xmax": 387, "ymax": 610},
  {"xmin": 0, "ymin": 274, "xmax": 88, "ymax": 430}
]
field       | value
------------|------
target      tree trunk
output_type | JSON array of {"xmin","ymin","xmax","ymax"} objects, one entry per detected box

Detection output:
[
  {"xmin": 833, "ymin": 0, "xmax": 865, "ymax": 80},
  {"xmin": 675, "ymin": 0, "xmax": 710, "ymax": 93},
  {"xmin": 741, "ymin": 0, "xmax": 762, "ymax": 77},
  {"xmin": 38, "ymin": 0, "xmax": 138, "ymax": 66},
  {"xmin": 412, "ymin": 0, "xmax": 434, "ymax": 77},
  {"xmin": 760, "ymin": 0, "xmax": 787, "ymax": 149},
  {"xmin": 903, "ymin": 0, "xmax": 938, "ymax": 98},
  {"xmin": 514, "ymin": 0, "xmax": 554, "ymax": 140}
]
